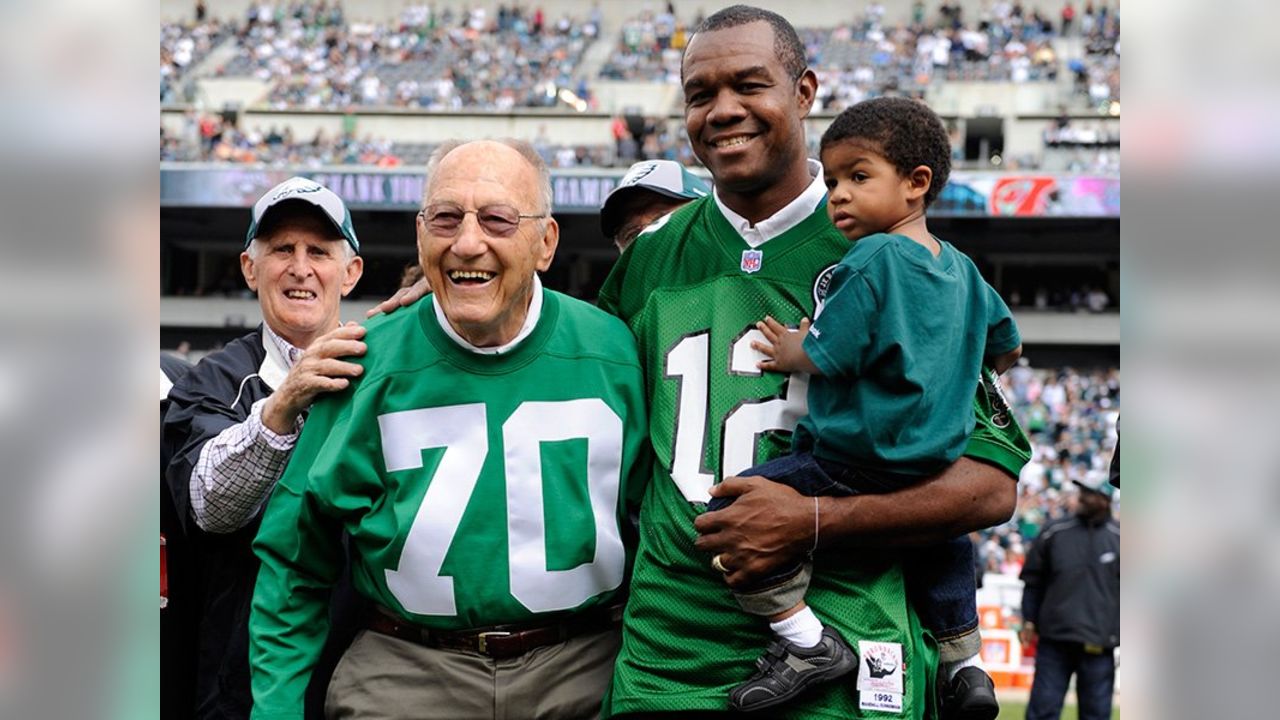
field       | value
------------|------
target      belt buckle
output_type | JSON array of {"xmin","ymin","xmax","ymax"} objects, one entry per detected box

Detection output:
[{"xmin": 477, "ymin": 631, "xmax": 511, "ymax": 654}]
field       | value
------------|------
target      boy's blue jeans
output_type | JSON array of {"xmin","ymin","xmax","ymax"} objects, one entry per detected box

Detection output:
[{"xmin": 706, "ymin": 452, "xmax": 981, "ymax": 662}]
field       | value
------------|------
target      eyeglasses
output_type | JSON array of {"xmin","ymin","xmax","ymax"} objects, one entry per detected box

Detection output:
[{"xmin": 418, "ymin": 202, "xmax": 548, "ymax": 238}]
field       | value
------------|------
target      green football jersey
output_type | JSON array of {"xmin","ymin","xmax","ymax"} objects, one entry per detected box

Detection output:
[
  {"xmin": 249, "ymin": 290, "xmax": 649, "ymax": 719},
  {"xmin": 597, "ymin": 196, "xmax": 1030, "ymax": 718}
]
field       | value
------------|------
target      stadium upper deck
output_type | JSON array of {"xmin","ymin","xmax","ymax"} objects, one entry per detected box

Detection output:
[
  {"xmin": 160, "ymin": 1, "xmax": 1118, "ymax": 173},
  {"xmin": 162, "ymin": 1, "xmax": 1118, "ymax": 115}
]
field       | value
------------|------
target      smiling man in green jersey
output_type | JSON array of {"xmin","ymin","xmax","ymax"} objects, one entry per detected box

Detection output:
[
  {"xmin": 597, "ymin": 6, "xmax": 1030, "ymax": 718},
  {"xmin": 248, "ymin": 139, "xmax": 650, "ymax": 720}
]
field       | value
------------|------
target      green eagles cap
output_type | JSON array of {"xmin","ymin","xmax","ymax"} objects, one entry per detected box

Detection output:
[
  {"xmin": 600, "ymin": 160, "xmax": 711, "ymax": 239},
  {"xmin": 244, "ymin": 176, "xmax": 359, "ymax": 253}
]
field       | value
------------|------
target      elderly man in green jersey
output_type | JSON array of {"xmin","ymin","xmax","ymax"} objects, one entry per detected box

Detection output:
[
  {"xmin": 248, "ymin": 139, "xmax": 650, "ymax": 720},
  {"xmin": 597, "ymin": 6, "xmax": 1030, "ymax": 718}
]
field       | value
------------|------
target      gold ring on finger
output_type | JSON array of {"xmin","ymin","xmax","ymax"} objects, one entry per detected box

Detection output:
[{"xmin": 711, "ymin": 554, "xmax": 729, "ymax": 574}]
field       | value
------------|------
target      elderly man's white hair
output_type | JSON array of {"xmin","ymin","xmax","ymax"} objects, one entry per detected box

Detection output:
[{"xmin": 424, "ymin": 138, "xmax": 554, "ymax": 215}]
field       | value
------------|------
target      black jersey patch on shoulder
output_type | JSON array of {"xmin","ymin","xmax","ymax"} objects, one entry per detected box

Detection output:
[{"xmin": 812, "ymin": 263, "xmax": 838, "ymax": 307}]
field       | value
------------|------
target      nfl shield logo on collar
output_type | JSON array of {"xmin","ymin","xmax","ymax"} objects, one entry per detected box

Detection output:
[{"xmin": 740, "ymin": 249, "xmax": 763, "ymax": 274}]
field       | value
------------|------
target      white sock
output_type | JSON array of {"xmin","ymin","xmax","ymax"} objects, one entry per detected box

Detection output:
[
  {"xmin": 769, "ymin": 607, "xmax": 824, "ymax": 648},
  {"xmin": 941, "ymin": 652, "xmax": 985, "ymax": 681}
]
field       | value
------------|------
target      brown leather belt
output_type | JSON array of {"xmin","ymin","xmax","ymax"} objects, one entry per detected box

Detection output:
[{"xmin": 364, "ymin": 604, "xmax": 623, "ymax": 660}]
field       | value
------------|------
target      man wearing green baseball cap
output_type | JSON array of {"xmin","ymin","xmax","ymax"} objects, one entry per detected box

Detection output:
[{"xmin": 600, "ymin": 160, "xmax": 710, "ymax": 252}]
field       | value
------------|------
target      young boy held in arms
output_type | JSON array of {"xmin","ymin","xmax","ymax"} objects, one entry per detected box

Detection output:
[{"xmin": 708, "ymin": 97, "xmax": 1021, "ymax": 718}]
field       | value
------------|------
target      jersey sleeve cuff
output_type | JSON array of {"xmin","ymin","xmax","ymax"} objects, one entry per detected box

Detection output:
[{"xmin": 962, "ymin": 437, "xmax": 1028, "ymax": 480}]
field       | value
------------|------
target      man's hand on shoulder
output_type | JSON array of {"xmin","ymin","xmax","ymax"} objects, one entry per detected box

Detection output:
[
  {"xmin": 366, "ymin": 278, "xmax": 431, "ymax": 318},
  {"xmin": 693, "ymin": 476, "xmax": 815, "ymax": 589},
  {"xmin": 261, "ymin": 322, "xmax": 367, "ymax": 434}
]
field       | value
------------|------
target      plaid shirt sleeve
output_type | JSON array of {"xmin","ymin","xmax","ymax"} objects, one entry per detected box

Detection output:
[{"xmin": 189, "ymin": 398, "xmax": 303, "ymax": 534}]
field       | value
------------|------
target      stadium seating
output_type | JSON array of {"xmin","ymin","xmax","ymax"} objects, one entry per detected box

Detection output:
[
  {"xmin": 160, "ymin": 1, "xmax": 1119, "ymax": 171},
  {"xmin": 161, "ymin": 20, "xmax": 232, "ymax": 103},
  {"xmin": 201, "ymin": 2, "xmax": 596, "ymax": 111},
  {"xmin": 163, "ymin": 1, "xmax": 1118, "ymax": 113}
]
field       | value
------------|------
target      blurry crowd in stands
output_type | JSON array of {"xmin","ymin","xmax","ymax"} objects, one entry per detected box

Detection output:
[
  {"xmin": 1044, "ymin": 122, "xmax": 1118, "ymax": 147},
  {"xmin": 161, "ymin": 110, "xmax": 1121, "ymax": 175},
  {"xmin": 1037, "ymin": 109, "xmax": 1119, "ymax": 172},
  {"xmin": 162, "ymin": 110, "xmax": 700, "ymax": 168},
  {"xmin": 161, "ymin": 112, "xmax": 406, "ymax": 165},
  {"xmin": 608, "ymin": 114, "xmax": 698, "ymax": 167},
  {"xmin": 162, "ymin": 1, "xmax": 1120, "ymax": 169},
  {"xmin": 598, "ymin": 1, "xmax": 1119, "ymax": 113},
  {"xmin": 977, "ymin": 363, "xmax": 1120, "ymax": 578},
  {"xmin": 599, "ymin": 3, "xmax": 694, "ymax": 82},
  {"xmin": 1007, "ymin": 284, "xmax": 1113, "ymax": 313},
  {"xmin": 161, "ymin": 16, "xmax": 231, "ymax": 104},
  {"xmin": 161, "ymin": 109, "xmax": 1120, "ymax": 173},
  {"xmin": 809, "ymin": 0, "xmax": 1119, "ymax": 113},
  {"xmin": 164, "ymin": 1, "xmax": 600, "ymax": 111},
  {"xmin": 164, "ymin": 1, "xmax": 1118, "ymax": 112}
]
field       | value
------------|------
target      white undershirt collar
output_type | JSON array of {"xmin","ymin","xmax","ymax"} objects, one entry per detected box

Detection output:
[
  {"xmin": 433, "ymin": 275, "xmax": 544, "ymax": 355},
  {"xmin": 260, "ymin": 322, "xmax": 310, "ymax": 390},
  {"xmin": 713, "ymin": 159, "xmax": 827, "ymax": 248}
]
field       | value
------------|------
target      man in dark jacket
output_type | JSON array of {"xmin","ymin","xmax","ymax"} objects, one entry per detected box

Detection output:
[
  {"xmin": 1020, "ymin": 471, "xmax": 1120, "ymax": 720},
  {"xmin": 162, "ymin": 177, "xmax": 365, "ymax": 719}
]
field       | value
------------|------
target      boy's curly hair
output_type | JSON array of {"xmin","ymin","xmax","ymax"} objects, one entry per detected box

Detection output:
[{"xmin": 819, "ymin": 97, "xmax": 952, "ymax": 207}]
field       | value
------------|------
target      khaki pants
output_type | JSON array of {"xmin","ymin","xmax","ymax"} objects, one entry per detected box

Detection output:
[{"xmin": 324, "ymin": 626, "xmax": 621, "ymax": 720}]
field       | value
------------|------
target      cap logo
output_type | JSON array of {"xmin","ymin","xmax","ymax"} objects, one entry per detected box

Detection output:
[
  {"xmin": 270, "ymin": 182, "xmax": 323, "ymax": 203},
  {"xmin": 620, "ymin": 162, "xmax": 659, "ymax": 188}
]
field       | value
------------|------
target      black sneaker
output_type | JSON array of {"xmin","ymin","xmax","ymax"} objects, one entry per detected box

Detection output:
[
  {"xmin": 941, "ymin": 666, "xmax": 999, "ymax": 720},
  {"xmin": 728, "ymin": 626, "xmax": 858, "ymax": 713}
]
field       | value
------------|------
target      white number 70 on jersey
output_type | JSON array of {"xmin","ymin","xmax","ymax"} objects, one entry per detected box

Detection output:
[{"xmin": 376, "ymin": 399, "xmax": 626, "ymax": 616}]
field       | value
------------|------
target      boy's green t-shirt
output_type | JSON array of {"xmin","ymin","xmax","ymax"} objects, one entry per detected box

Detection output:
[{"xmin": 797, "ymin": 233, "xmax": 1021, "ymax": 477}]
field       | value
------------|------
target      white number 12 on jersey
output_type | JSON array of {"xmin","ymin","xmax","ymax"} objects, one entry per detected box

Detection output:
[{"xmin": 664, "ymin": 327, "xmax": 809, "ymax": 503}]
